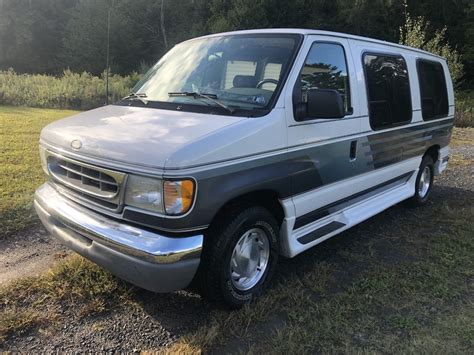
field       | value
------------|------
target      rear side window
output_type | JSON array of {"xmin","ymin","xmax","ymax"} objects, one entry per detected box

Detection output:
[
  {"xmin": 417, "ymin": 60, "xmax": 449, "ymax": 120},
  {"xmin": 363, "ymin": 53, "xmax": 412, "ymax": 130}
]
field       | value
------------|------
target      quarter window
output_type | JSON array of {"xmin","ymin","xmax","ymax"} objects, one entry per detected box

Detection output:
[
  {"xmin": 363, "ymin": 54, "xmax": 412, "ymax": 130},
  {"xmin": 417, "ymin": 60, "xmax": 449, "ymax": 120},
  {"xmin": 297, "ymin": 42, "xmax": 351, "ymax": 114}
]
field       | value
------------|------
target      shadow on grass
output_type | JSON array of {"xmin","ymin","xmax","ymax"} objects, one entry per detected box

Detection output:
[{"xmin": 127, "ymin": 184, "xmax": 474, "ymax": 352}]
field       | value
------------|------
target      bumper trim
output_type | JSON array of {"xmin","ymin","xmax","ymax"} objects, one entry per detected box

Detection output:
[
  {"xmin": 434, "ymin": 146, "xmax": 450, "ymax": 176},
  {"xmin": 34, "ymin": 183, "xmax": 203, "ymax": 292},
  {"xmin": 35, "ymin": 183, "xmax": 203, "ymax": 264}
]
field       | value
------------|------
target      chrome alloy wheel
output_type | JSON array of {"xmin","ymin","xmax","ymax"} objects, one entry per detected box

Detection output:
[
  {"xmin": 230, "ymin": 228, "xmax": 270, "ymax": 291},
  {"xmin": 418, "ymin": 166, "xmax": 432, "ymax": 198}
]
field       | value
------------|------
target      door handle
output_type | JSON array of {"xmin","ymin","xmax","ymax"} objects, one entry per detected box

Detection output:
[{"xmin": 349, "ymin": 140, "xmax": 357, "ymax": 161}]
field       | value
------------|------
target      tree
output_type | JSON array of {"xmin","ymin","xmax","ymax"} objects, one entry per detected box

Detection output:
[
  {"xmin": 207, "ymin": 0, "xmax": 269, "ymax": 33},
  {"xmin": 336, "ymin": 0, "xmax": 405, "ymax": 41},
  {"xmin": 160, "ymin": 0, "xmax": 168, "ymax": 50},
  {"xmin": 0, "ymin": 0, "xmax": 472, "ymax": 87},
  {"xmin": 60, "ymin": 0, "xmax": 151, "ymax": 75},
  {"xmin": 399, "ymin": 2, "xmax": 464, "ymax": 85},
  {"xmin": 462, "ymin": 2, "xmax": 474, "ymax": 86},
  {"xmin": 0, "ymin": 0, "xmax": 76, "ymax": 73}
]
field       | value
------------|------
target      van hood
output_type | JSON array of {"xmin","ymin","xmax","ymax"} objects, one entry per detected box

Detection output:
[{"xmin": 40, "ymin": 105, "xmax": 245, "ymax": 169}]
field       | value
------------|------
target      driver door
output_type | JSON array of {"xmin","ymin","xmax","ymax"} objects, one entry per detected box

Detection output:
[{"xmin": 284, "ymin": 35, "xmax": 365, "ymax": 229}]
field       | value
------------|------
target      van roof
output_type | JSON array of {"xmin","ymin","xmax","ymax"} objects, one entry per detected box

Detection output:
[{"xmin": 195, "ymin": 28, "xmax": 446, "ymax": 61}]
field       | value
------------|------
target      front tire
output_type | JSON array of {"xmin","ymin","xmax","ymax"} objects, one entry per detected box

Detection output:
[
  {"xmin": 197, "ymin": 206, "xmax": 279, "ymax": 309},
  {"xmin": 409, "ymin": 155, "xmax": 434, "ymax": 206}
]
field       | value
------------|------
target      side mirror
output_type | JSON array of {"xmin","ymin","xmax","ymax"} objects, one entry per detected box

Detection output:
[
  {"xmin": 306, "ymin": 88, "xmax": 345, "ymax": 119},
  {"xmin": 293, "ymin": 87, "xmax": 346, "ymax": 121}
]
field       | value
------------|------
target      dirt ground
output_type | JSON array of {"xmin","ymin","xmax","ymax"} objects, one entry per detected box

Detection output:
[{"xmin": 0, "ymin": 226, "xmax": 68, "ymax": 286}]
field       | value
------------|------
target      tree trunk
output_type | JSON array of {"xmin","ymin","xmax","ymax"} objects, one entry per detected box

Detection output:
[{"xmin": 160, "ymin": 0, "xmax": 168, "ymax": 50}]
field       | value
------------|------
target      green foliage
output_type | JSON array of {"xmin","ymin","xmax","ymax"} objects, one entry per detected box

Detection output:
[
  {"xmin": 337, "ymin": 0, "xmax": 404, "ymax": 41},
  {"xmin": 208, "ymin": 0, "xmax": 269, "ymax": 32},
  {"xmin": 61, "ymin": 0, "xmax": 149, "ymax": 75},
  {"xmin": 0, "ymin": 69, "xmax": 140, "ymax": 110},
  {"xmin": 0, "ymin": 0, "xmax": 473, "ymax": 87},
  {"xmin": 455, "ymin": 91, "xmax": 474, "ymax": 128},
  {"xmin": 399, "ymin": 5, "xmax": 464, "ymax": 84},
  {"xmin": 60, "ymin": 0, "xmax": 210, "ymax": 75},
  {"xmin": 0, "ymin": 0, "xmax": 77, "ymax": 74},
  {"xmin": 207, "ymin": 0, "xmax": 339, "ymax": 34}
]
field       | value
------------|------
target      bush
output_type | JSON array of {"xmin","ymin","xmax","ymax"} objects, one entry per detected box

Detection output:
[
  {"xmin": 0, "ymin": 69, "xmax": 141, "ymax": 110},
  {"xmin": 455, "ymin": 91, "xmax": 474, "ymax": 128},
  {"xmin": 399, "ymin": 2, "xmax": 464, "ymax": 85},
  {"xmin": 0, "ymin": 69, "xmax": 471, "ymax": 128}
]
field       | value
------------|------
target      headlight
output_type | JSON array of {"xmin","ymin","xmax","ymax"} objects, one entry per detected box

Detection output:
[
  {"xmin": 124, "ymin": 175, "xmax": 195, "ymax": 215},
  {"xmin": 124, "ymin": 175, "xmax": 164, "ymax": 213}
]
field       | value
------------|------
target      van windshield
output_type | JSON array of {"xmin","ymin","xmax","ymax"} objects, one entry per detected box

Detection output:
[{"xmin": 122, "ymin": 34, "xmax": 302, "ymax": 116}]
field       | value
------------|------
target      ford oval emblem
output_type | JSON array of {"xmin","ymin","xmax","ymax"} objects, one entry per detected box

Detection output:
[{"xmin": 71, "ymin": 139, "xmax": 82, "ymax": 150}]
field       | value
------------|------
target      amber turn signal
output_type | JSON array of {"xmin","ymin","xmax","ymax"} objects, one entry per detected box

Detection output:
[{"xmin": 163, "ymin": 179, "xmax": 195, "ymax": 215}]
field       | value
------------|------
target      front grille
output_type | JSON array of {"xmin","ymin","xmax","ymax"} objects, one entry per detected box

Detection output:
[
  {"xmin": 46, "ymin": 151, "xmax": 126, "ymax": 211},
  {"xmin": 48, "ymin": 156, "xmax": 118, "ymax": 197}
]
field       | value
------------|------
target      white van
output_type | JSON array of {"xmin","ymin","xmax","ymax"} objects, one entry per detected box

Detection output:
[{"xmin": 35, "ymin": 29, "xmax": 454, "ymax": 308}]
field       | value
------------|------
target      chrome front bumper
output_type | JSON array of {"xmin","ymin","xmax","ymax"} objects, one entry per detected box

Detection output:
[{"xmin": 34, "ymin": 183, "xmax": 203, "ymax": 292}]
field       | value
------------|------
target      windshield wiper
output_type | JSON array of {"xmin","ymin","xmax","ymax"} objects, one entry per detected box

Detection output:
[
  {"xmin": 168, "ymin": 91, "xmax": 234, "ymax": 114},
  {"xmin": 122, "ymin": 92, "xmax": 148, "ymax": 105}
]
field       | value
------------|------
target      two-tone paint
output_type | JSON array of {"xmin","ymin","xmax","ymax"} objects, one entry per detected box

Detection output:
[{"xmin": 37, "ymin": 29, "xmax": 454, "ymax": 284}]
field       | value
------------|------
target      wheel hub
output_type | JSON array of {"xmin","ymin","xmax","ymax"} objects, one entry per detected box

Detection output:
[
  {"xmin": 230, "ymin": 228, "xmax": 270, "ymax": 291},
  {"xmin": 418, "ymin": 166, "xmax": 431, "ymax": 198}
]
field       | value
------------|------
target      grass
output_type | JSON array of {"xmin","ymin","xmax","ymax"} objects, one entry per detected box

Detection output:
[
  {"xmin": 0, "ymin": 255, "xmax": 132, "ymax": 342},
  {"xmin": 0, "ymin": 106, "xmax": 79, "ymax": 238},
  {"xmin": 0, "ymin": 106, "xmax": 473, "ymax": 351},
  {"xmin": 164, "ymin": 191, "xmax": 474, "ymax": 354}
]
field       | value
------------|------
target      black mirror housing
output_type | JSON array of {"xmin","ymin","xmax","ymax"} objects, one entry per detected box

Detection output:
[{"xmin": 306, "ymin": 89, "xmax": 345, "ymax": 119}]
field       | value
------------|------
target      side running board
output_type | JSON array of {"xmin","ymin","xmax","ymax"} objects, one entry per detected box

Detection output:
[{"xmin": 297, "ymin": 221, "xmax": 346, "ymax": 245}]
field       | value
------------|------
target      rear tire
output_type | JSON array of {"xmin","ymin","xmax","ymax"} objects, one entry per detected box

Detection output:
[
  {"xmin": 408, "ymin": 155, "xmax": 434, "ymax": 207},
  {"xmin": 197, "ymin": 206, "xmax": 279, "ymax": 309}
]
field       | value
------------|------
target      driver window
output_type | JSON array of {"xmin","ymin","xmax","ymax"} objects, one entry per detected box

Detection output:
[
  {"xmin": 297, "ymin": 42, "xmax": 351, "ymax": 113},
  {"xmin": 224, "ymin": 60, "xmax": 257, "ymax": 89}
]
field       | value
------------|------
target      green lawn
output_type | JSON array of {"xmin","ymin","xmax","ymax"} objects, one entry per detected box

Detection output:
[{"xmin": 0, "ymin": 106, "xmax": 79, "ymax": 238}]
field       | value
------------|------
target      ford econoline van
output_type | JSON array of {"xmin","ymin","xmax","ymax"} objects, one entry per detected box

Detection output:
[{"xmin": 35, "ymin": 29, "xmax": 454, "ymax": 308}]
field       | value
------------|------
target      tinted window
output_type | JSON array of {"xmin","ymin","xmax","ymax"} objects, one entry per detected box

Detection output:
[
  {"xmin": 296, "ymin": 42, "xmax": 351, "ymax": 114},
  {"xmin": 364, "ymin": 54, "xmax": 412, "ymax": 130},
  {"xmin": 417, "ymin": 60, "xmax": 449, "ymax": 120}
]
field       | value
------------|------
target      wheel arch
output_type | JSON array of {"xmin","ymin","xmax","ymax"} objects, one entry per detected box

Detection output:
[
  {"xmin": 207, "ymin": 189, "xmax": 285, "ymax": 232},
  {"xmin": 424, "ymin": 144, "xmax": 440, "ymax": 163}
]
